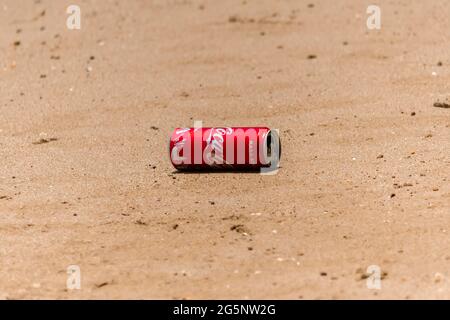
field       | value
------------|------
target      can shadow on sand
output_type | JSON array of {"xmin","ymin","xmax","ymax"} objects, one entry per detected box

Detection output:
[{"xmin": 171, "ymin": 166, "xmax": 283, "ymax": 174}]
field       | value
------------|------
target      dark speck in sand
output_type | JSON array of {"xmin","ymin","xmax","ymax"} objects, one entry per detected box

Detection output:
[
  {"xmin": 135, "ymin": 219, "xmax": 148, "ymax": 226},
  {"xmin": 228, "ymin": 15, "xmax": 239, "ymax": 23},
  {"xmin": 230, "ymin": 224, "xmax": 247, "ymax": 234},
  {"xmin": 95, "ymin": 282, "xmax": 110, "ymax": 288},
  {"xmin": 32, "ymin": 137, "xmax": 58, "ymax": 145},
  {"xmin": 433, "ymin": 102, "xmax": 450, "ymax": 109}
]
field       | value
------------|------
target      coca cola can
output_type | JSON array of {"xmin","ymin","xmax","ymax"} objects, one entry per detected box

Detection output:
[{"xmin": 169, "ymin": 127, "xmax": 281, "ymax": 171}]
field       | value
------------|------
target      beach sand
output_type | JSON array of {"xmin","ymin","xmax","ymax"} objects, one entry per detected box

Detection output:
[{"xmin": 0, "ymin": 0, "xmax": 449, "ymax": 299}]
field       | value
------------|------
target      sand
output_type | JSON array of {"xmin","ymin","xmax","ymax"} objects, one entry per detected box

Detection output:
[{"xmin": 0, "ymin": 0, "xmax": 449, "ymax": 299}]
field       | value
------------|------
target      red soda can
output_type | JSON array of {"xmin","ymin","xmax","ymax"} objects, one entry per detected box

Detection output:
[{"xmin": 169, "ymin": 127, "xmax": 281, "ymax": 171}]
